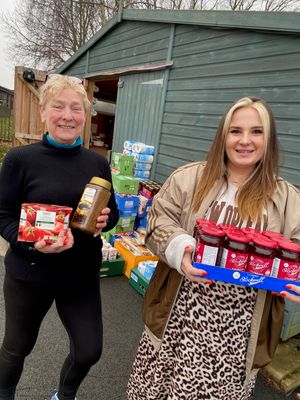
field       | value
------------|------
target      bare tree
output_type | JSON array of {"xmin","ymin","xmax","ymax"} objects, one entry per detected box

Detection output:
[
  {"xmin": 1, "ymin": 0, "xmax": 299, "ymax": 71},
  {"xmin": 1, "ymin": 0, "xmax": 103, "ymax": 70}
]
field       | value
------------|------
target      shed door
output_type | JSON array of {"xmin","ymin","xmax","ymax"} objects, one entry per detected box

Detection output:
[{"xmin": 112, "ymin": 71, "xmax": 165, "ymax": 161}]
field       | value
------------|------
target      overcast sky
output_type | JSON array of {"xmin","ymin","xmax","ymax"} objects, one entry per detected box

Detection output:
[{"xmin": 0, "ymin": 0, "xmax": 18, "ymax": 90}]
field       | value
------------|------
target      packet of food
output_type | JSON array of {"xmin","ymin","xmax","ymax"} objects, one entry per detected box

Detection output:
[{"xmin": 18, "ymin": 203, "xmax": 72, "ymax": 244}]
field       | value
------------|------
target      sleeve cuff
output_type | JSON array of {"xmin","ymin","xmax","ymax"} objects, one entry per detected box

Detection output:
[{"xmin": 165, "ymin": 234, "xmax": 196, "ymax": 274}]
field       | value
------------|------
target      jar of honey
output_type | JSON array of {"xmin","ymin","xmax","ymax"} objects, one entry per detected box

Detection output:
[
  {"xmin": 220, "ymin": 232, "xmax": 250, "ymax": 271},
  {"xmin": 271, "ymin": 239, "xmax": 300, "ymax": 280},
  {"xmin": 247, "ymin": 235, "xmax": 277, "ymax": 276},
  {"xmin": 194, "ymin": 225, "xmax": 224, "ymax": 266}
]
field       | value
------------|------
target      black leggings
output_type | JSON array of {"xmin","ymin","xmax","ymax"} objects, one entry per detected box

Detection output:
[{"xmin": 0, "ymin": 271, "xmax": 103, "ymax": 400}]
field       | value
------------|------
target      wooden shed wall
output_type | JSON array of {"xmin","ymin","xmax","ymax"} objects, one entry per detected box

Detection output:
[
  {"xmin": 156, "ymin": 25, "xmax": 300, "ymax": 185},
  {"xmin": 63, "ymin": 21, "xmax": 171, "ymax": 77}
]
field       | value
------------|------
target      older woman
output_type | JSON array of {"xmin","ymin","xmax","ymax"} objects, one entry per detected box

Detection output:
[{"xmin": 0, "ymin": 75, "xmax": 119, "ymax": 400}]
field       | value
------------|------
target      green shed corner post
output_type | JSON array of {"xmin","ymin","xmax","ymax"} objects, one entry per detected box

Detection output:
[{"xmin": 281, "ymin": 301, "xmax": 300, "ymax": 341}]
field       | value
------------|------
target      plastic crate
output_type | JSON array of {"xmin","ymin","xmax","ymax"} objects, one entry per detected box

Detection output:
[
  {"xmin": 114, "ymin": 239, "xmax": 158, "ymax": 278},
  {"xmin": 99, "ymin": 256, "xmax": 125, "ymax": 277},
  {"xmin": 129, "ymin": 267, "xmax": 149, "ymax": 296}
]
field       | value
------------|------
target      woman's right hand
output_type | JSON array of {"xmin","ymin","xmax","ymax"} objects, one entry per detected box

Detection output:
[
  {"xmin": 280, "ymin": 284, "xmax": 300, "ymax": 303},
  {"xmin": 34, "ymin": 229, "xmax": 74, "ymax": 254},
  {"xmin": 180, "ymin": 246, "xmax": 212, "ymax": 284}
]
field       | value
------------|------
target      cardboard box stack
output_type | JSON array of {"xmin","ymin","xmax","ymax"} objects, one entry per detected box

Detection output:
[
  {"xmin": 135, "ymin": 180, "xmax": 161, "ymax": 231},
  {"xmin": 104, "ymin": 144, "xmax": 162, "ymax": 295},
  {"xmin": 111, "ymin": 152, "xmax": 139, "ymax": 237},
  {"xmin": 123, "ymin": 140, "xmax": 155, "ymax": 180}
]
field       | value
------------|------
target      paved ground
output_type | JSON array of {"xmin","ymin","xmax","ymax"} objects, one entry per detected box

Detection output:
[{"xmin": 0, "ymin": 237, "xmax": 298, "ymax": 399}]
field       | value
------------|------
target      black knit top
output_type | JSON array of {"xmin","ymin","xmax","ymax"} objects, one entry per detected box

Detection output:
[{"xmin": 0, "ymin": 134, "xmax": 119, "ymax": 283}]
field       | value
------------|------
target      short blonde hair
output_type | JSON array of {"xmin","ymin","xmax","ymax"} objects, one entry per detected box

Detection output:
[{"xmin": 39, "ymin": 74, "xmax": 91, "ymax": 112}]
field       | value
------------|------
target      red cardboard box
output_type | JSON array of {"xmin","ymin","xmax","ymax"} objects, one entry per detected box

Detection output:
[{"xmin": 18, "ymin": 203, "xmax": 72, "ymax": 244}]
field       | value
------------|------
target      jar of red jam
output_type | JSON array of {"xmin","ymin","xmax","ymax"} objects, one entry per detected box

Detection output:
[
  {"xmin": 262, "ymin": 230, "xmax": 285, "ymax": 242},
  {"xmin": 218, "ymin": 223, "xmax": 240, "ymax": 234},
  {"xmin": 194, "ymin": 220, "xmax": 217, "ymax": 243},
  {"xmin": 247, "ymin": 235, "xmax": 277, "ymax": 276},
  {"xmin": 271, "ymin": 239, "xmax": 300, "ymax": 280},
  {"xmin": 194, "ymin": 225, "xmax": 224, "ymax": 266},
  {"xmin": 240, "ymin": 227, "xmax": 260, "ymax": 240},
  {"xmin": 220, "ymin": 232, "xmax": 250, "ymax": 271},
  {"xmin": 195, "ymin": 219, "xmax": 217, "ymax": 229}
]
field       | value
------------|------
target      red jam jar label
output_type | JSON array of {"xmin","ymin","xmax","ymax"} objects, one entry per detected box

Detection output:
[
  {"xmin": 247, "ymin": 255, "xmax": 273, "ymax": 276},
  {"xmin": 271, "ymin": 258, "xmax": 300, "ymax": 280},
  {"xmin": 220, "ymin": 248, "xmax": 248, "ymax": 271},
  {"xmin": 194, "ymin": 242, "xmax": 219, "ymax": 266}
]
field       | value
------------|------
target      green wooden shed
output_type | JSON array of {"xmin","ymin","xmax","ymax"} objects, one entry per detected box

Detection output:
[{"xmin": 57, "ymin": 8, "xmax": 300, "ymax": 187}]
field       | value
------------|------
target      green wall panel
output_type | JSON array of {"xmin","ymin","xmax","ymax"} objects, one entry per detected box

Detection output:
[{"xmin": 155, "ymin": 24, "xmax": 300, "ymax": 186}]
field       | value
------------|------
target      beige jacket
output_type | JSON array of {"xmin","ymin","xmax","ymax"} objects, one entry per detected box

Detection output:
[{"xmin": 143, "ymin": 161, "xmax": 300, "ymax": 383}]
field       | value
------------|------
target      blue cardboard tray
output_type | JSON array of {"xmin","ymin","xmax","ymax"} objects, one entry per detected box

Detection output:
[{"xmin": 193, "ymin": 263, "xmax": 300, "ymax": 295}]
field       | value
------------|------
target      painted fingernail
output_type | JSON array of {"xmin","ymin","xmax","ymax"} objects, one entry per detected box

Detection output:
[
  {"xmin": 286, "ymin": 284, "xmax": 292, "ymax": 290},
  {"xmin": 280, "ymin": 292, "xmax": 287, "ymax": 298},
  {"xmin": 271, "ymin": 292, "xmax": 278, "ymax": 296},
  {"xmin": 201, "ymin": 271, "xmax": 208, "ymax": 276},
  {"xmin": 184, "ymin": 246, "xmax": 191, "ymax": 251},
  {"xmin": 205, "ymin": 280, "xmax": 213, "ymax": 285}
]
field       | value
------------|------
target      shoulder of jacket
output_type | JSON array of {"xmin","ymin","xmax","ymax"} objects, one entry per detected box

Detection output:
[
  {"xmin": 275, "ymin": 176, "xmax": 300, "ymax": 198},
  {"xmin": 169, "ymin": 161, "xmax": 206, "ymax": 180}
]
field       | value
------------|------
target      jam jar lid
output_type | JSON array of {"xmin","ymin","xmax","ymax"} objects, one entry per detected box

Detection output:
[
  {"xmin": 196, "ymin": 219, "xmax": 216, "ymax": 227},
  {"xmin": 278, "ymin": 239, "xmax": 300, "ymax": 253},
  {"xmin": 218, "ymin": 223, "xmax": 239, "ymax": 232},
  {"xmin": 227, "ymin": 232, "xmax": 251, "ymax": 244},
  {"xmin": 262, "ymin": 230, "xmax": 284, "ymax": 239},
  {"xmin": 241, "ymin": 227, "xmax": 260, "ymax": 234},
  {"xmin": 252, "ymin": 235, "xmax": 277, "ymax": 249},
  {"xmin": 201, "ymin": 225, "xmax": 225, "ymax": 237}
]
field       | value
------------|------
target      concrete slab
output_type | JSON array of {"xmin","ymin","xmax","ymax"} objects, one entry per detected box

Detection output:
[{"xmin": 263, "ymin": 337, "xmax": 300, "ymax": 394}]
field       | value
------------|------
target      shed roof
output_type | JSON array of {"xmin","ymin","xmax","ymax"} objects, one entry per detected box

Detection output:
[{"xmin": 57, "ymin": 8, "xmax": 300, "ymax": 74}]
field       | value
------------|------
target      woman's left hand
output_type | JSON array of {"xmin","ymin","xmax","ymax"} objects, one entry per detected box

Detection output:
[
  {"xmin": 280, "ymin": 284, "xmax": 300, "ymax": 303},
  {"xmin": 34, "ymin": 228, "xmax": 74, "ymax": 253},
  {"xmin": 94, "ymin": 207, "xmax": 111, "ymax": 237}
]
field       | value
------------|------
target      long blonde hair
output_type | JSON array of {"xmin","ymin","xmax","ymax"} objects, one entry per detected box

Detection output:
[{"xmin": 192, "ymin": 97, "xmax": 280, "ymax": 221}]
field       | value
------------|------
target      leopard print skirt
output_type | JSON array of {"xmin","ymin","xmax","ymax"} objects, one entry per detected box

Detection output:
[{"xmin": 127, "ymin": 278, "xmax": 258, "ymax": 400}]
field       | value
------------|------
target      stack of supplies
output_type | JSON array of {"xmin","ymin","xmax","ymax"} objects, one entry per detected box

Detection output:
[{"xmin": 123, "ymin": 140, "xmax": 155, "ymax": 179}]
